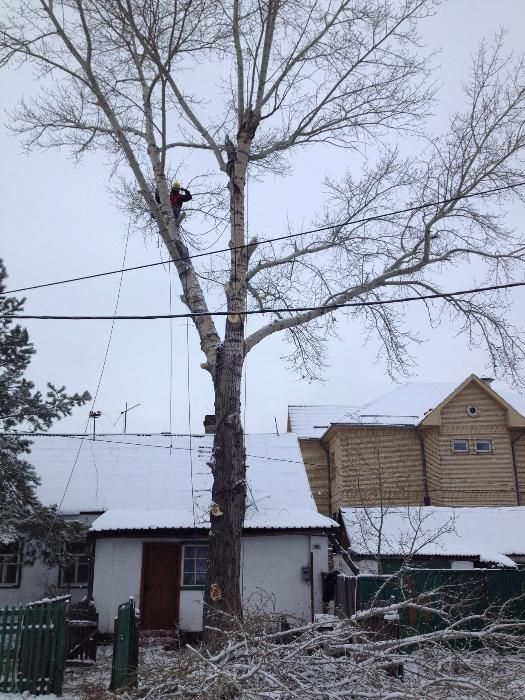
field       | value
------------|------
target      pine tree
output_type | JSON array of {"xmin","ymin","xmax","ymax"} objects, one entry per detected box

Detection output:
[{"xmin": 0, "ymin": 258, "xmax": 91, "ymax": 564}]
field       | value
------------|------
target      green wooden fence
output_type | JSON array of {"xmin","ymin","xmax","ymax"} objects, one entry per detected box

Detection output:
[
  {"xmin": 0, "ymin": 596, "xmax": 69, "ymax": 695},
  {"xmin": 110, "ymin": 597, "xmax": 139, "ymax": 691},
  {"xmin": 0, "ymin": 606, "xmax": 21, "ymax": 693}
]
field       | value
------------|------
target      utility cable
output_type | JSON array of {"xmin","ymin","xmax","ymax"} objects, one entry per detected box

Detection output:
[
  {"xmin": 3, "ymin": 431, "xmax": 521, "ymax": 496},
  {"xmin": 40, "ymin": 225, "xmax": 131, "ymax": 549},
  {"xmin": 5, "ymin": 279, "xmax": 525, "ymax": 321},
  {"xmin": 5, "ymin": 181, "xmax": 525, "ymax": 295},
  {"xmin": 168, "ymin": 265, "xmax": 174, "ymax": 448}
]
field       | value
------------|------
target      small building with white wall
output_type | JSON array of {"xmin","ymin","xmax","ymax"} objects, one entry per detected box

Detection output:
[{"xmin": 1, "ymin": 433, "xmax": 337, "ymax": 633}]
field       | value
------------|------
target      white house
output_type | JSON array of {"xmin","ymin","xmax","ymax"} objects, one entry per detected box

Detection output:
[{"xmin": 1, "ymin": 433, "xmax": 337, "ymax": 633}]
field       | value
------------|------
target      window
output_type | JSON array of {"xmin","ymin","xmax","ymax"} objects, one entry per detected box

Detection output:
[
  {"xmin": 452, "ymin": 439, "xmax": 469, "ymax": 453},
  {"xmin": 59, "ymin": 542, "xmax": 90, "ymax": 588},
  {"xmin": 0, "ymin": 543, "xmax": 22, "ymax": 587},
  {"xmin": 466, "ymin": 404, "xmax": 480, "ymax": 417},
  {"xmin": 475, "ymin": 439, "xmax": 493, "ymax": 454},
  {"xmin": 182, "ymin": 544, "xmax": 208, "ymax": 587}
]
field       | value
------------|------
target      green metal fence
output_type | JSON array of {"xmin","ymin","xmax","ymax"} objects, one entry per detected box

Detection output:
[
  {"xmin": 110, "ymin": 597, "xmax": 139, "ymax": 691},
  {"xmin": 0, "ymin": 596, "xmax": 69, "ymax": 695},
  {"xmin": 354, "ymin": 569, "xmax": 525, "ymax": 637}
]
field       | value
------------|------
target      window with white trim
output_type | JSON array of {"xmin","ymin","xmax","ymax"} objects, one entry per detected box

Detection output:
[
  {"xmin": 182, "ymin": 544, "xmax": 208, "ymax": 587},
  {"xmin": 475, "ymin": 439, "xmax": 493, "ymax": 454},
  {"xmin": 0, "ymin": 543, "xmax": 22, "ymax": 587},
  {"xmin": 59, "ymin": 542, "xmax": 90, "ymax": 588},
  {"xmin": 452, "ymin": 439, "xmax": 469, "ymax": 453}
]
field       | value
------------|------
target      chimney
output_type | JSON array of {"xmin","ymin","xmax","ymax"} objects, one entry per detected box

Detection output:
[
  {"xmin": 204, "ymin": 414, "xmax": 216, "ymax": 434},
  {"xmin": 480, "ymin": 376, "xmax": 495, "ymax": 386}
]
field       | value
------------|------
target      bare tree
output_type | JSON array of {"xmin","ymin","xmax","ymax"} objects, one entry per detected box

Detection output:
[
  {"xmin": 345, "ymin": 504, "xmax": 456, "ymax": 575},
  {"xmin": 2, "ymin": 0, "xmax": 525, "ymax": 635}
]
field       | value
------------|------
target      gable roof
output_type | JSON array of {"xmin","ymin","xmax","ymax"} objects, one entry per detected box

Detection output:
[
  {"xmin": 288, "ymin": 376, "xmax": 525, "ymax": 436},
  {"xmin": 26, "ymin": 433, "xmax": 337, "ymax": 532},
  {"xmin": 340, "ymin": 506, "xmax": 525, "ymax": 568},
  {"xmin": 420, "ymin": 375, "xmax": 525, "ymax": 428}
]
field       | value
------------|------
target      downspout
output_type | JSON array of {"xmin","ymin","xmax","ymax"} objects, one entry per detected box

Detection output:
[
  {"xmin": 320, "ymin": 440, "xmax": 333, "ymax": 518},
  {"xmin": 511, "ymin": 430, "xmax": 525, "ymax": 506},
  {"xmin": 86, "ymin": 535, "xmax": 96, "ymax": 604},
  {"xmin": 416, "ymin": 427, "xmax": 431, "ymax": 506}
]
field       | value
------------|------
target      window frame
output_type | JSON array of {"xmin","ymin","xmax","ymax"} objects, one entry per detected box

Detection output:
[
  {"xmin": 0, "ymin": 542, "xmax": 22, "ymax": 588},
  {"xmin": 58, "ymin": 541, "xmax": 91, "ymax": 589},
  {"xmin": 451, "ymin": 439, "xmax": 470, "ymax": 454},
  {"xmin": 475, "ymin": 438, "xmax": 493, "ymax": 454},
  {"xmin": 181, "ymin": 543, "xmax": 208, "ymax": 590}
]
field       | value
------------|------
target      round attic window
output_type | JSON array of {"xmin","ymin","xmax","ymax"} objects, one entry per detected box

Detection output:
[{"xmin": 466, "ymin": 404, "xmax": 480, "ymax": 417}]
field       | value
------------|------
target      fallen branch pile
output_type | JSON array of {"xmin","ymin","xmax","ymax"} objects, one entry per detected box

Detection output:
[{"xmin": 100, "ymin": 605, "xmax": 525, "ymax": 700}]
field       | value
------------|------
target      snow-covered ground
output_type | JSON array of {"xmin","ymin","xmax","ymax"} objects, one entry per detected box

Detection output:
[{"xmin": 3, "ymin": 624, "xmax": 525, "ymax": 699}]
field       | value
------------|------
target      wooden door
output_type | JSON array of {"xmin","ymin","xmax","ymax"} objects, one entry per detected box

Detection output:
[{"xmin": 141, "ymin": 544, "xmax": 181, "ymax": 629}]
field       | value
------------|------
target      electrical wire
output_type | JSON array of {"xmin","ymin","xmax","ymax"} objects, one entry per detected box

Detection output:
[
  {"xmin": 2, "ymin": 431, "xmax": 520, "ymax": 496},
  {"xmin": 5, "ymin": 279, "xmax": 525, "ymax": 321},
  {"xmin": 5, "ymin": 181, "xmax": 525, "ymax": 296},
  {"xmin": 168, "ymin": 264, "xmax": 174, "ymax": 448},
  {"xmin": 186, "ymin": 317, "xmax": 196, "ymax": 529},
  {"xmin": 40, "ymin": 225, "xmax": 131, "ymax": 549}
]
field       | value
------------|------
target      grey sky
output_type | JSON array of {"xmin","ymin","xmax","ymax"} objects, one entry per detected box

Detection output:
[{"xmin": 1, "ymin": 0, "xmax": 524, "ymax": 436}]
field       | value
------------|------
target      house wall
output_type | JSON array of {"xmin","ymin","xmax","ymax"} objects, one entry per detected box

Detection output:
[
  {"xmin": 92, "ymin": 534, "xmax": 329, "ymax": 633},
  {"xmin": 0, "ymin": 514, "xmax": 97, "ymax": 608},
  {"xmin": 512, "ymin": 430, "xmax": 525, "ymax": 504},
  {"xmin": 327, "ymin": 427, "xmax": 424, "ymax": 511},
  {"xmin": 298, "ymin": 440, "xmax": 330, "ymax": 516},
  {"xmin": 427, "ymin": 383, "xmax": 518, "ymax": 506},
  {"xmin": 0, "ymin": 559, "xmax": 87, "ymax": 608}
]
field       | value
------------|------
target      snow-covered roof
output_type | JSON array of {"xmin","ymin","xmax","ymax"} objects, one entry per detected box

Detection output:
[
  {"xmin": 288, "ymin": 379, "xmax": 525, "ymax": 436},
  {"xmin": 340, "ymin": 506, "xmax": 525, "ymax": 567},
  {"xmin": 27, "ymin": 433, "xmax": 337, "ymax": 532},
  {"xmin": 287, "ymin": 405, "xmax": 360, "ymax": 439}
]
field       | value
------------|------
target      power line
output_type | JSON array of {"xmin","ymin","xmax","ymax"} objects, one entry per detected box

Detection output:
[
  {"xmin": 40, "ymin": 227, "xmax": 131, "ymax": 549},
  {"xmin": 4, "ymin": 181, "xmax": 525, "ymax": 296},
  {"xmin": 4, "ymin": 279, "xmax": 525, "ymax": 321},
  {"xmin": 1, "ymin": 431, "xmax": 520, "ymax": 496}
]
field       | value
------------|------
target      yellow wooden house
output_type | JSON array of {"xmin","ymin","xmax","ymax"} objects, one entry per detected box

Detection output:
[{"xmin": 287, "ymin": 375, "xmax": 525, "ymax": 517}]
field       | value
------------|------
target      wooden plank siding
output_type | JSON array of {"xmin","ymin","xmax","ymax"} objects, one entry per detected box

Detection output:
[
  {"xmin": 328, "ymin": 427, "xmax": 424, "ymax": 511},
  {"xmin": 427, "ymin": 383, "xmax": 518, "ymax": 505},
  {"xmin": 299, "ymin": 440, "xmax": 330, "ymax": 516},
  {"xmin": 511, "ymin": 430, "xmax": 525, "ymax": 505}
]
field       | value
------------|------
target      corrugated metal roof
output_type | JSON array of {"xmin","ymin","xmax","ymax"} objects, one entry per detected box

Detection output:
[
  {"xmin": 26, "ymin": 433, "xmax": 337, "ymax": 532},
  {"xmin": 288, "ymin": 380, "xmax": 525, "ymax": 436},
  {"xmin": 340, "ymin": 506, "xmax": 525, "ymax": 566},
  {"xmin": 287, "ymin": 405, "xmax": 360, "ymax": 438}
]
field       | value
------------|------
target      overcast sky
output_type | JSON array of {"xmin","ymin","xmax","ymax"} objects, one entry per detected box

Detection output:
[{"xmin": 1, "ymin": 0, "xmax": 525, "ymax": 436}]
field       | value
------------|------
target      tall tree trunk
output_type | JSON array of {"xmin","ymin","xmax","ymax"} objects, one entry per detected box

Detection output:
[{"xmin": 203, "ymin": 125, "xmax": 253, "ymax": 641}]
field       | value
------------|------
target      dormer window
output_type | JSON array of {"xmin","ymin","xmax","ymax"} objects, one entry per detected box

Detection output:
[{"xmin": 452, "ymin": 439, "xmax": 469, "ymax": 453}]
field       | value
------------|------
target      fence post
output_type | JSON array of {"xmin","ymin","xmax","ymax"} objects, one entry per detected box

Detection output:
[{"xmin": 110, "ymin": 597, "xmax": 139, "ymax": 691}]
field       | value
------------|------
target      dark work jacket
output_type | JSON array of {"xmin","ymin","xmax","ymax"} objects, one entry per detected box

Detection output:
[{"xmin": 155, "ymin": 188, "xmax": 192, "ymax": 209}]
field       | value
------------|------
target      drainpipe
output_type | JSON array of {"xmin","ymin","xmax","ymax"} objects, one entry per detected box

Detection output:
[
  {"xmin": 320, "ymin": 441, "xmax": 333, "ymax": 518},
  {"xmin": 511, "ymin": 431, "xmax": 525, "ymax": 506},
  {"xmin": 416, "ymin": 427, "xmax": 431, "ymax": 506},
  {"xmin": 86, "ymin": 536, "xmax": 96, "ymax": 604}
]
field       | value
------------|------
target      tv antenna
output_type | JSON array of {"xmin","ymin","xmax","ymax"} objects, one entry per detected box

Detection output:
[{"xmin": 114, "ymin": 402, "xmax": 141, "ymax": 433}]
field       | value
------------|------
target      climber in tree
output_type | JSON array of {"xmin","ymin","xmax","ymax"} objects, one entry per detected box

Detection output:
[{"xmin": 155, "ymin": 179, "xmax": 192, "ymax": 221}]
